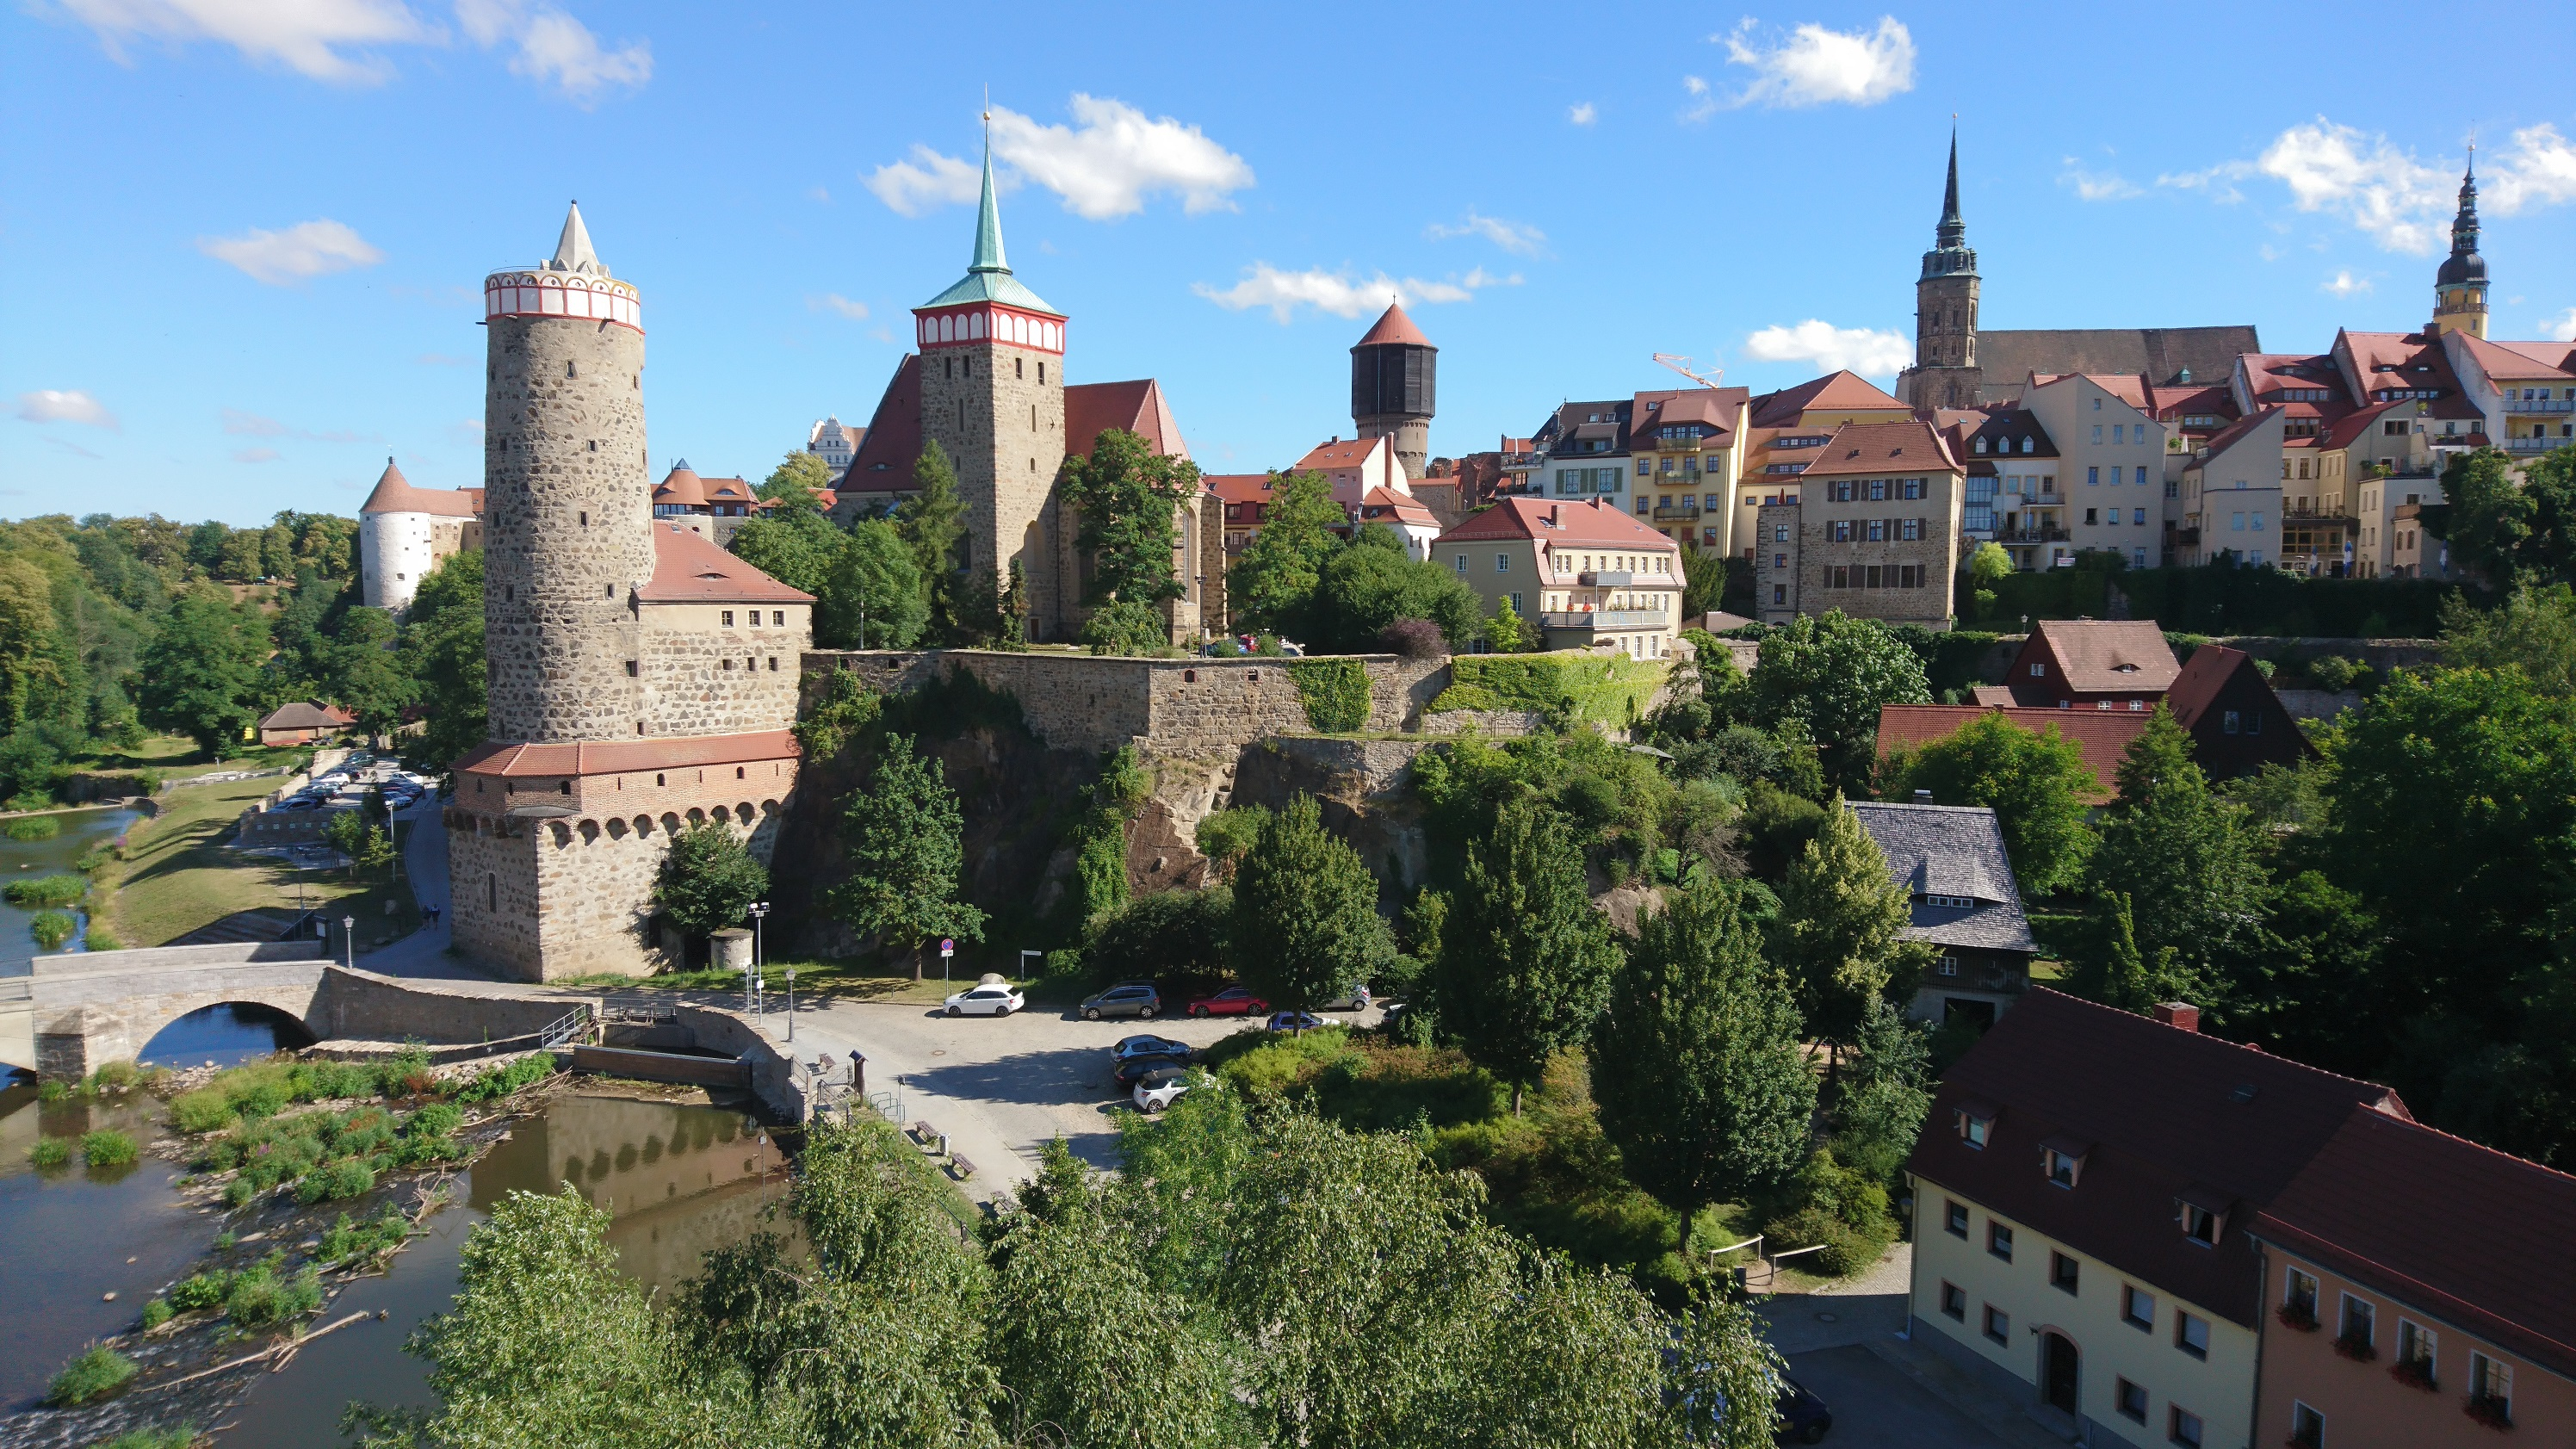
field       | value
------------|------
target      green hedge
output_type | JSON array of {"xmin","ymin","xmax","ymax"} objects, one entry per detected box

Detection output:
[
  {"xmin": 1287, "ymin": 659, "xmax": 1372, "ymax": 733},
  {"xmin": 1976, "ymin": 561, "xmax": 2466, "ymax": 638},
  {"xmin": 1432, "ymin": 653, "xmax": 1669, "ymax": 729}
]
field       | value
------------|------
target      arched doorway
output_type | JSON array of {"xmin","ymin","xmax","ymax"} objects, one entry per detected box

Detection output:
[
  {"xmin": 2040, "ymin": 1330, "xmax": 2081, "ymax": 1415},
  {"xmin": 137, "ymin": 1003, "xmax": 317, "ymax": 1069}
]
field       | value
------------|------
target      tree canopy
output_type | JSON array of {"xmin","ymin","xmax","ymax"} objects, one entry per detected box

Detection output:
[
  {"xmin": 399, "ymin": 548, "xmax": 487, "ymax": 771},
  {"xmin": 1748, "ymin": 611, "xmax": 1931, "ymax": 789},
  {"xmin": 1228, "ymin": 795, "xmax": 1395, "ymax": 1012},
  {"xmin": 829, "ymin": 733, "xmax": 987, "ymax": 978},
  {"xmin": 1879, "ymin": 711, "xmax": 2096, "ymax": 894},
  {"xmin": 134, "ymin": 588, "xmax": 269, "ymax": 758},
  {"xmin": 1434, "ymin": 794, "xmax": 1621, "ymax": 1112},
  {"xmin": 653, "ymin": 820, "xmax": 771, "ymax": 941},
  {"xmin": 1226, "ymin": 470, "xmax": 1342, "ymax": 635},
  {"xmin": 2441, "ymin": 444, "xmax": 2576, "ymax": 586},
  {"xmin": 1061, "ymin": 427, "xmax": 1201, "ymax": 607},
  {"xmin": 1770, "ymin": 797, "xmax": 1923, "ymax": 1047}
]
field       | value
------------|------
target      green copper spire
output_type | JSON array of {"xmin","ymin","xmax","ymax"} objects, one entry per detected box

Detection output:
[
  {"xmin": 969, "ymin": 128, "xmax": 1007, "ymax": 275},
  {"xmin": 917, "ymin": 112, "xmax": 1061, "ymax": 316}
]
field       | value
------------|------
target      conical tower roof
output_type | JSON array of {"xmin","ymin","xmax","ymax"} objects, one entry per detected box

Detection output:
[
  {"xmin": 1919, "ymin": 127, "xmax": 1978, "ymax": 281},
  {"xmin": 919, "ymin": 127, "xmax": 1061, "ymax": 315},
  {"xmin": 2437, "ymin": 155, "xmax": 2486, "ymax": 286},
  {"xmin": 549, "ymin": 201, "xmax": 604, "ymax": 276},
  {"xmin": 1354, "ymin": 301, "xmax": 1435, "ymax": 350}
]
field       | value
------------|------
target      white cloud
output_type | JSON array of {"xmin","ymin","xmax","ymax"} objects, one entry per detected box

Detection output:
[
  {"xmin": 1192, "ymin": 263, "xmax": 1506, "ymax": 323},
  {"xmin": 806, "ymin": 185, "xmax": 831, "ymax": 203},
  {"xmin": 197, "ymin": 219, "xmax": 383, "ymax": 284},
  {"xmin": 2486, "ymin": 123, "xmax": 2576, "ymax": 215},
  {"xmin": 2547, "ymin": 307, "xmax": 2576, "ymax": 343},
  {"xmin": 810, "ymin": 293, "xmax": 870, "ymax": 320},
  {"xmin": 1742, "ymin": 319, "xmax": 1913, "ymax": 379},
  {"xmin": 2323, "ymin": 269, "xmax": 2372, "ymax": 298},
  {"xmin": 991, "ymin": 95, "xmax": 1254, "ymax": 220},
  {"xmin": 59, "ymin": 0, "xmax": 430, "ymax": 84},
  {"xmin": 1567, "ymin": 102, "xmax": 1596, "ymax": 126},
  {"xmin": 455, "ymin": 0, "xmax": 649, "ymax": 103},
  {"xmin": 232, "ymin": 446, "xmax": 281, "ymax": 463},
  {"xmin": 1681, "ymin": 74, "xmax": 1716, "ymax": 123},
  {"xmin": 222, "ymin": 409, "xmax": 288, "ymax": 436},
  {"xmin": 2059, "ymin": 162, "xmax": 2141, "ymax": 201},
  {"xmin": 1717, "ymin": 16, "xmax": 1914, "ymax": 109},
  {"xmin": 864, "ymin": 146, "xmax": 984, "ymax": 218},
  {"xmin": 1425, "ymin": 211, "xmax": 1547, "ymax": 256},
  {"xmin": 14, "ymin": 389, "xmax": 117, "ymax": 428},
  {"xmin": 870, "ymin": 96, "xmax": 1254, "ymax": 222},
  {"xmin": 2162, "ymin": 118, "xmax": 2576, "ymax": 255}
]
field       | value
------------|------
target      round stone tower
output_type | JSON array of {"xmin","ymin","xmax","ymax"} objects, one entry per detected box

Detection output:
[
  {"xmin": 1351, "ymin": 302, "xmax": 1436, "ymax": 480},
  {"xmin": 480, "ymin": 203, "xmax": 653, "ymax": 744}
]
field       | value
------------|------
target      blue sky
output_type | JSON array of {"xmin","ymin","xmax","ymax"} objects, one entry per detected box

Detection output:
[{"xmin": 3, "ymin": 2, "xmax": 2572, "ymax": 524}]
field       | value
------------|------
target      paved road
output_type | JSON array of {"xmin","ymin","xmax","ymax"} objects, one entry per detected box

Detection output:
[{"xmin": 1786, "ymin": 1345, "xmax": 2019, "ymax": 1449}]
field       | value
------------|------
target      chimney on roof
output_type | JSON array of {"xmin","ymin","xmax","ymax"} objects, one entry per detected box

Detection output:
[
  {"xmin": 1551, "ymin": 504, "xmax": 1563, "ymax": 524},
  {"xmin": 2152, "ymin": 1002, "xmax": 2201, "ymax": 1033},
  {"xmin": 1912, "ymin": 789, "xmax": 1933, "ymax": 805}
]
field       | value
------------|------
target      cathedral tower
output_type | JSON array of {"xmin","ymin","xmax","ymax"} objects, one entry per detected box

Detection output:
[
  {"xmin": 1351, "ymin": 302, "xmax": 1436, "ymax": 480},
  {"xmin": 1900, "ymin": 133, "xmax": 1983, "ymax": 412},
  {"xmin": 480, "ymin": 203, "xmax": 652, "ymax": 741},
  {"xmin": 2429, "ymin": 156, "xmax": 2488, "ymax": 339},
  {"xmin": 913, "ymin": 134, "xmax": 1069, "ymax": 639}
]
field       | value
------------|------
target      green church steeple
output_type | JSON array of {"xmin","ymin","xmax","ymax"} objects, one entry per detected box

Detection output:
[
  {"xmin": 969, "ymin": 133, "xmax": 1007, "ymax": 275},
  {"xmin": 919, "ymin": 117, "xmax": 1059, "ymax": 315}
]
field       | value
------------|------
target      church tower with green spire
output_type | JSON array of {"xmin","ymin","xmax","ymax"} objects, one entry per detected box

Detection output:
[
  {"xmin": 913, "ymin": 130, "xmax": 1070, "ymax": 638},
  {"xmin": 1899, "ymin": 132, "xmax": 1984, "ymax": 413}
]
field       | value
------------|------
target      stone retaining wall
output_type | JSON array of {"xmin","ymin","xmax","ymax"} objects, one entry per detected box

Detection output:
[{"xmin": 802, "ymin": 649, "xmax": 1451, "ymax": 757}]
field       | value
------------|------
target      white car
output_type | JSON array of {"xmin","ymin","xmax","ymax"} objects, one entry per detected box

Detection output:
[
  {"xmin": 943, "ymin": 983, "xmax": 1025, "ymax": 1017},
  {"xmin": 1131, "ymin": 1066, "xmax": 1192, "ymax": 1113}
]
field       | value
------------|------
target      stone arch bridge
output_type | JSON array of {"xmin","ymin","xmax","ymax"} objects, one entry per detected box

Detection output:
[{"xmin": 1, "ymin": 942, "xmax": 589, "ymax": 1080}]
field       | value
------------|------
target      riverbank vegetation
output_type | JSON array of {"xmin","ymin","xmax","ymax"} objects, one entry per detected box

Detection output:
[{"xmin": 372, "ymin": 1105, "xmax": 1788, "ymax": 1448}]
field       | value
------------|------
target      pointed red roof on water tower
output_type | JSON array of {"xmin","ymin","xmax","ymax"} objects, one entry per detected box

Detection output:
[{"xmin": 1355, "ymin": 301, "xmax": 1434, "ymax": 350}]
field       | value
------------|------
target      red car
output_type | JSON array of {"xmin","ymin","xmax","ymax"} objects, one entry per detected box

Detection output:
[{"xmin": 1186, "ymin": 985, "xmax": 1269, "ymax": 1018}]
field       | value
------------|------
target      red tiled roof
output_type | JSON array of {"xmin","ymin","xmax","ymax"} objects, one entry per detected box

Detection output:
[
  {"xmin": 2453, "ymin": 331, "xmax": 2576, "ymax": 381},
  {"xmin": 2031, "ymin": 619, "xmax": 2180, "ymax": 694},
  {"xmin": 2487, "ymin": 337, "xmax": 2576, "ymax": 375},
  {"xmin": 1068, "ymin": 378, "xmax": 1189, "ymax": 461},
  {"xmin": 1360, "ymin": 485, "xmax": 1436, "ymax": 524},
  {"xmin": 1204, "ymin": 474, "xmax": 1273, "ymax": 506},
  {"xmin": 455, "ymin": 728, "xmax": 801, "ymax": 779},
  {"xmin": 2197, "ymin": 406, "xmax": 2281, "ymax": 458},
  {"xmin": 1912, "ymin": 988, "xmax": 2408, "ymax": 1328},
  {"xmin": 2249, "ymin": 1107, "xmax": 2576, "ymax": 1382},
  {"xmin": 1437, "ymin": 496, "xmax": 1677, "ymax": 548},
  {"xmin": 1297, "ymin": 436, "xmax": 1385, "ymax": 472},
  {"xmin": 637, "ymin": 523, "xmax": 813, "ymax": 604},
  {"xmin": 1747, "ymin": 370, "xmax": 1911, "ymax": 428},
  {"xmin": 1795, "ymin": 420, "xmax": 1960, "ymax": 478},
  {"xmin": 2029, "ymin": 372, "xmax": 2152, "ymax": 410},
  {"xmin": 839, "ymin": 353, "xmax": 923, "ymax": 493},
  {"xmin": 359, "ymin": 459, "xmax": 482, "ymax": 518},
  {"xmin": 1875, "ymin": 704, "xmax": 2151, "ymax": 803},
  {"xmin": 1353, "ymin": 302, "xmax": 1434, "ymax": 349},
  {"xmin": 2163, "ymin": 643, "xmax": 2254, "ymax": 732},
  {"xmin": 1632, "ymin": 387, "xmax": 1749, "ymax": 439}
]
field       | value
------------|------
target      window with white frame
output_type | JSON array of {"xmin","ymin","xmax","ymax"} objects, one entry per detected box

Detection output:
[
  {"xmin": 2470, "ymin": 1353, "xmax": 2512, "ymax": 1421},
  {"xmin": 1495, "ymin": 554, "xmax": 1509, "ymax": 573},
  {"xmin": 2338, "ymin": 1293, "xmax": 2375, "ymax": 1351},
  {"xmin": 2289, "ymin": 1403, "xmax": 2324, "ymax": 1449},
  {"xmin": 2398, "ymin": 1319, "xmax": 2437, "ymax": 1378}
]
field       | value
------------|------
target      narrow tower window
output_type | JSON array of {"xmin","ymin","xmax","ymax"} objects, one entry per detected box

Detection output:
[
  {"xmin": 1016, "ymin": 357, "xmax": 1025, "ymax": 379},
  {"xmin": 566, "ymin": 362, "xmax": 577, "ymax": 378},
  {"xmin": 579, "ymin": 511, "xmax": 588, "ymax": 526},
  {"xmin": 1037, "ymin": 362, "xmax": 1045, "ymax": 384}
]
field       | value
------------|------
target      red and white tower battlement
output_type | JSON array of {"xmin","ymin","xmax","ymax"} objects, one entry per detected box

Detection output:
[{"xmin": 484, "ymin": 202, "xmax": 641, "ymax": 332}]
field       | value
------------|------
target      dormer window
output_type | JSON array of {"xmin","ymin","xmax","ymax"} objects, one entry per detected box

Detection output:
[
  {"xmin": 1955, "ymin": 1105, "xmax": 1994, "ymax": 1149},
  {"xmin": 2177, "ymin": 1187, "xmax": 2228, "ymax": 1246},
  {"xmin": 2041, "ymin": 1136, "xmax": 2090, "ymax": 1189}
]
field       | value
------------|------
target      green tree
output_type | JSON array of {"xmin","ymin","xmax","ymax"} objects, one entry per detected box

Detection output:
[
  {"xmin": 0, "ymin": 556, "xmax": 65, "ymax": 733},
  {"xmin": 1079, "ymin": 598, "xmax": 1170, "ymax": 655},
  {"xmin": 1966, "ymin": 541, "xmax": 2013, "ymax": 588},
  {"xmin": 2442, "ymin": 443, "xmax": 2576, "ymax": 585},
  {"xmin": 2061, "ymin": 889, "xmax": 2195, "ymax": 1015},
  {"xmin": 1062, "ymin": 427, "xmax": 1202, "ymax": 606},
  {"xmin": 816, "ymin": 519, "xmax": 927, "ymax": 649},
  {"xmin": 1229, "ymin": 796, "xmax": 1394, "ymax": 1013},
  {"xmin": 1770, "ymin": 797, "xmax": 1925, "ymax": 1049},
  {"xmin": 2441, "ymin": 584, "xmax": 2576, "ymax": 696},
  {"xmin": 1676, "ymin": 542, "xmax": 1730, "ymax": 622},
  {"xmin": 830, "ymin": 734, "xmax": 987, "ymax": 980},
  {"xmin": 1830, "ymin": 997, "xmax": 1932, "ymax": 1183},
  {"xmin": 1226, "ymin": 470, "xmax": 1342, "ymax": 635},
  {"xmin": 894, "ymin": 440, "xmax": 969, "ymax": 638},
  {"xmin": 757, "ymin": 449, "xmax": 833, "ymax": 510},
  {"xmin": 324, "ymin": 604, "xmax": 416, "ymax": 743},
  {"xmin": 726, "ymin": 507, "xmax": 845, "ymax": 597},
  {"xmin": 1749, "ymin": 610, "xmax": 1931, "ymax": 789},
  {"xmin": 653, "ymin": 820, "xmax": 771, "ymax": 944},
  {"xmin": 1484, "ymin": 594, "xmax": 1533, "ymax": 653},
  {"xmin": 1434, "ymin": 796, "xmax": 1620, "ymax": 1112},
  {"xmin": 2091, "ymin": 708, "xmax": 2268, "ymax": 975},
  {"xmin": 1880, "ymin": 712, "xmax": 2096, "ymax": 894},
  {"xmin": 134, "ymin": 588, "xmax": 269, "ymax": 758},
  {"xmin": 1191, "ymin": 804, "xmax": 1267, "ymax": 880},
  {"xmin": 1303, "ymin": 528, "xmax": 1482, "ymax": 652},
  {"xmin": 1081, "ymin": 886, "xmax": 1233, "ymax": 985},
  {"xmin": 397, "ymin": 550, "xmax": 486, "ymax": 771},
  {"xmin": 1593, "ymin": 876, "xmax": 1817, "ymax": 1218}
]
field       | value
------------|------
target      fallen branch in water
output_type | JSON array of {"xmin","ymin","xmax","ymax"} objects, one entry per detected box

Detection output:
[{"xmin": 134, "ymin": 1311, "xmax": 372, "ymax": 1391}]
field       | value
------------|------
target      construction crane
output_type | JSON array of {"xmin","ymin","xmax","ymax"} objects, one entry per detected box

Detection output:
[{"xmin": 1652, "ymin": 353, "xmax": 1724, "ymax": 389}]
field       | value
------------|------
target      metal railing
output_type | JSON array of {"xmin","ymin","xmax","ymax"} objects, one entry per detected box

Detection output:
[
  {"xmin": 2505, "ymin": 435, "xmax": 2571, "ymax": 453},
  {"xmin": 1651, "ymin": 504, "xmax": 1702, "ymax": 522},
  {"xmin": 537, "ymin": 1006, "xmax": 593, "ymax": 1050},
  {"xmin": 1997, "ymin": 525, "xmax": 2071, "ymax": 542},
  {"xmin": 2504, "ymin": 399, "xmax": 2574, "ymax": 414},
  {"xmin": 1576, "ymin": 570, "xmax": 1634, "ymax": 586},
  {"xmin": 1543, "ymin": 610, "xmax": 1669, "ymax": 629}
]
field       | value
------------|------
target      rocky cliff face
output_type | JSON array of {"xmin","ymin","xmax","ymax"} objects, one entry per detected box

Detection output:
[{"xmin": 1228, "ymin": 737, "xmax": 1437, "ymax": 909}]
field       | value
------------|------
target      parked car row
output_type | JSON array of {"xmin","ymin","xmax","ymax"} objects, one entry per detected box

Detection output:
[{"xmin": 1077, "ymin": 980, "xmax": 1372, "ymax": 1021}]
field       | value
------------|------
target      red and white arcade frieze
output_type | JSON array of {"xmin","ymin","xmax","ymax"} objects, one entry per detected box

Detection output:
[
  {"xmin": 914, "ymin": 304, "xmax": 1064, "ymax": 353},
  {"xmin": 485, "ymin": 270, "xmax": 643, "ymax": 332}
]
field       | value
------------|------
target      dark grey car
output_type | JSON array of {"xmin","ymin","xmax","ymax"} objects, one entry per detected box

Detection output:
[{"xmin": 1079, "ymin": 982, "xmax": 1161, "ymax": 1021}]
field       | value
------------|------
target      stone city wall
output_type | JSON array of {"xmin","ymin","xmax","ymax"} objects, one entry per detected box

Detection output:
[
  {"xmin": 323, "ymin": 967, "xmax": 591, "ymax": 1043},
  {"xmin": 802, "ymin": 650, "xmax": 1450, "ymax": 758},
  {"xmin": 449, "ymin": 756, "xmax": 798, "ymax": 821},
  {"xmin": 636, "ymin": 600, "xmax": 809, "ymax": 738},
  {"xmin": 449, "ymin": 796, "xmax": 788, "ymax": 983}
]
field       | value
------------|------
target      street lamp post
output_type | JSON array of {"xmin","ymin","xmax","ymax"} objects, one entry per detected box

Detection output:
[
  {"xmin": 747, "ymin": 902, "xmax": 770, "ymax": 1022},
  {"xmin": 339, "ymin": 915, "xmax": 355, "ymax": 969},
  {"xmin": 784, "ymin": 965, "xmax": 796, "ymax": 1042}
]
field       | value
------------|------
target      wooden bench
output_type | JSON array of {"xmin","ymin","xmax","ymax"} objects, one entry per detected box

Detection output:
[
  {"xmin": 911, "ymin": 1120, "xmax": 937, "ymax": 1147},
  {"xmin": 948, "ymin": 1155, "xmax": 976, "ymax": 1181}
]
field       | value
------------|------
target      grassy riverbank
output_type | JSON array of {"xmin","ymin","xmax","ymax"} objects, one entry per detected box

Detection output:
[{"xmin": 91, "ymin": 773, "xmax": 410, "ymax": 949}]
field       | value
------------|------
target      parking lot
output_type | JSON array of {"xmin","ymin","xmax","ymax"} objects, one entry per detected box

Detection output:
[{"xmin": 790, "ymin": 992, "xmax": 1378, "ymax": 1172}]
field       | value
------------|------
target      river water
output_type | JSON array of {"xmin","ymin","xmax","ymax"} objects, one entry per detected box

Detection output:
[
  {"xmin": 0, "ymin": 806, "xmax": 136, "ymax": 976},
  {"xmin": 0, "ymin": 1081, "xmax": 792, "ymax": 1438}
]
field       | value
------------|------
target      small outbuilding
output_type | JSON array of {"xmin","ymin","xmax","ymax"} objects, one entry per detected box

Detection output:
[
  {"xmin": 257, "ymin": 701, "xmax": 355, "ymax": 746},
  {"xmin": 1848, "ymin": 800, "xmax": 2038, "ymax": 1029}
]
